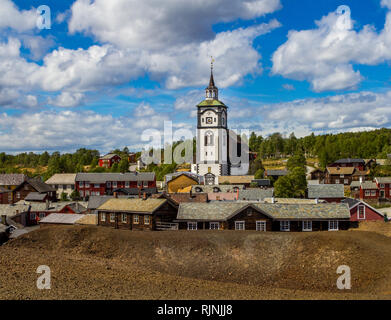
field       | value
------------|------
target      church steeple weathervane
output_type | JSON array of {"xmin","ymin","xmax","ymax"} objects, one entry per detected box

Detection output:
[{"xmin": 206, "ymin": 56, "xmax": 218, "ymax": 100}]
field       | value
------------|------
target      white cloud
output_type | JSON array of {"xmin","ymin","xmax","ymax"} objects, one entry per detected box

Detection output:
[
  {"xmin": 272, "ymin": 4, "xmax": 391, "ymax": 91},
  {"xmin": 263, "ymin": 90, "xmax": 391, "ymax": 133},
  {"xmin": 0, "ymin": 0, "xmax": 37, "ymax": 32},
  {"xmin": 48, "ymin": 92, "xmax": 85, "ymax": 107},
  {"xmin": 69, "ymin": 0, "xmax": 281, "ymax": 50},
  {"xmin": 0, "ymin": 106, "xmax": 170, "ymax": 152}
]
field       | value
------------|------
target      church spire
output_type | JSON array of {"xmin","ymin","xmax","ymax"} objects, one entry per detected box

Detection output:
[{"xmin": 206, "ymin": 56, "xmax": 218, "ymax": 100}]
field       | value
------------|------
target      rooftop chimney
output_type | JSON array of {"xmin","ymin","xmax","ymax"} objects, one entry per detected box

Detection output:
[
  {"xmin": 143, "ymin": 192, "xmax": 147, "ymax": 200},
  {"xmin": 315, "ymin": 198, "xmax": 319, "ymax": 204},
  {"xmin": 271, "ymin": 196, "xmax": 275, "ymax": 204},
  {"xmin": 114, "ymin": 192, "xmax": 118, "ymax": 199}
]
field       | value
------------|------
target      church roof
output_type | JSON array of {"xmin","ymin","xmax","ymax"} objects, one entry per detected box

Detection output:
[{"xmin": 197, "ymin": 99, "xmax": 226, "ymax": 107}]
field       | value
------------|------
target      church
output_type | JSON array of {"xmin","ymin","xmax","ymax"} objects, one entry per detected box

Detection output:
[{"xmin": 191, "ymin": 62, "xmax": 249, "ymax": 185}]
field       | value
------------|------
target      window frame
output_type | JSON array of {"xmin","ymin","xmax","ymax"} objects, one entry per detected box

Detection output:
[
  {"xmin": 209, "ymin": 222, "xmax": 220, "ymax": 230},
  {"xmin": 144, "ymin": 215, "xmax": 150, "ymax": 225},
  {"xmin": 235, "ymin": 221, "xmax": 245, "ymax": 231},
  {"xmin": 133, "ymin": 214, "xmax": 139, "ymax": 224},
  {"xmin": 256, "ymin": 221, "xmax": 266, "ymax": 232},
  {"xmin": 280, "ymin": 221, "xmax": 290, "ymax": 232},
  {"xmin": 328, "ymin": 220, "xmax": 339, "ymax": 231},
  {"xmin": 187, "ymin": 221, "xmax": 197, "ymax": 230},
  {"xmin": 101, "ymin": 213, "xmax": 106, "ymax": 222},
  {"xmin": 358, "ymin": 205, "xmax": 366, "ymax": 220},
  {"xmin": 110, "ymin": 213, "xmax": 115, "ymax": 222},
  {"xmin": 121, "ymin": 213, "xmax": 127, "ymax": 223},
  {"xmin": 302, "ymin": 220, "xmax": 312, "ymax": 232}
]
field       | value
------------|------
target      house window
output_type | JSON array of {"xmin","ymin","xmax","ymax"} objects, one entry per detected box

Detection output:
[
  {"xmin": 30, "ymin": 212, "xmax": 36, "ymax": 220},
  {"xmin": 110, "ymin": 213, "xmax": 115, "ymax": 222},
  {"xmin": 340, "ymin": 174, "xmax": 344, "ymax": 178},
  {"xmin": 85, "ymin": 182, "xmax": 90, "ymax": 188},
  {"xmin": 335, "ymin": 179, "xmax": 340, "ymax": 184},
  {"xmin": 133, "ymin": 215, "xmax": 139, "ymax": 224},
  {"xmin": 209, "ymin": 222, "xmax": 219, "ymax": 230},
  {"xmin": 256, "ymin": 221, "xmax": 266, "ymax": 231},
  {"xmin": 94, "ymin": 184, "xmax": 100, "ymax": 188},
  {"xmin": 143, "ymin": 181, "xmax": 148, "ymax": 187},
  {"xmin": 280, "ymin": 221, "xmax": 290, "ymax": 232},
  {"xmin": 328, "ymin": 220, "xmax": 339, "ymax": 231},
  {"xmin": 16, "ymin": 192, "xmax": 20, "ymax": 199},
  {"xmin": 187, "ymin": 222, "xmax": 197, "ymax": 230},
  {"xmin": 71, "ymin": 185, "xmax": 75, "ymax": 190},
  {"xmin": 79, "ymin": 182, "xmax": 84, "ymax": 187},
  {"xmin": 365, "ymin": 190, "xmax": 370, "ymax": 197},
  {"xmin": 39, "ymin": 212, "xmax": 45, "ymax": 219},
  {"xmin": 101, "ymin": 213, "xmax": 106, "ymax": 222},
  {"xmin": 112, "ymin": 182, "xmax": 117, "ymax": 188},
  {"xmin": 125, "ymin": 182, "xmax": 130, "ymax": 188},
  {"xmin": 107, "ymin": 182, "xmax": 111, "ymax": 188},
  {"xmin": 137, "ymin": 181, "xmax": 142, "ymax": 187},
  {"xmin": 371, "ymin": 190, "xmax": 376, "ymax": 196},
  {"xmin": 235, "ymin": 221, "xmax": 245, "ymax": 230},
  {"xmin": 302, "ymin": 221, "xmax": 312, "ymax": 232},
  {"xmin": 380, "ymin": 184, "xmax": 385, "ymax": 189},
  {"xmin": 358, "ymin": 205, "xmax": 365, "ymax": 220},
  {"xmin": 85, "ymin": 190, "xmax": 90, "ymax": 196},
  {"xmin": 121, "ymin": 214, "xmax": 127, "ymax": 223},
  {"xmin": 344, "ymin": 179, "xmax": 348, "ymax": 185},
  {"xmin": 144, "ymin": 215, "xmax": 150, "ymax": 225}
]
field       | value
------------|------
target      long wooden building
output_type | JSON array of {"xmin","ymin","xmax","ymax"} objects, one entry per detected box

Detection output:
[
  {"xmin": 175, "ymin": 202, "xmax": 351, "ymax": 232},
  {"xmin": 97, "ymin": 198, "xmax": 178, "ymax": 231}
]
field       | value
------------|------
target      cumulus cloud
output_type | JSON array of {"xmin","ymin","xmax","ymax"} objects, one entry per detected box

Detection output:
[
  {"xmin": 0, "ymin": 106, "xmax": 170, "ymax": 152},
  {"xmin": 69, "ymin": 0, "xmax": 281, "ymax": 50},
  {"xmin": 263, "ymin": 91, "xmax": 391, "ymax": 132},
  {"xmin": 48, "ymin": 92, "xmax": 85, "ymax": 107},
  {"xmin": 0, "ymin": 0, "xmax": 37, "ymax": 32},
  {"xmin": 272, "ymin": 4, "xmax": 391, "ymax": 91}
]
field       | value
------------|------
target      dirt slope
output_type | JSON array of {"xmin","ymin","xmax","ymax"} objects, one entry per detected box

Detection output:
[{"xmin": 1, "ymin": 225, "xmax": 391, "ymax": 299}]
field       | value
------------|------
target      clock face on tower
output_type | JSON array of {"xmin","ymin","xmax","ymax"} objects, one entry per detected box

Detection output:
[{"xmin": 206, "ymin": 117, "xmax": 213, "ymax": 124}]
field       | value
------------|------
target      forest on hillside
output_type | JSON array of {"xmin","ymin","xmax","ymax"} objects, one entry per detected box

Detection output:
[
  {"xmin": 249, "ymin": 128, "xmax": 391, "ymax": 168},
  {"xmin": 1, "ymin": 128, "xmax": 391, "ymax": 180}
]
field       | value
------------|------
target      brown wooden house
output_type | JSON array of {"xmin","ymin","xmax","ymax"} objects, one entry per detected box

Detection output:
[
  {"xmin": 97, "ymin": 198, "xmax": 178, "ymax": 231},
  {"xmin": 12, "ymin": 178, "xmax": 56, "ymax": 204},
  {"xmin": 324, "ymin": 167, "xmax": 355, "ymax": 185},
  {"xmin": 175, "ymin": 202, "xmax": 351, "ymax": 232}
]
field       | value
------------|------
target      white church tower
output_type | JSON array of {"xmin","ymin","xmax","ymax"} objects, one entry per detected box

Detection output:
[{"xmin": 191, "ymin": 60, "xmax": 230, "ymax": 185}]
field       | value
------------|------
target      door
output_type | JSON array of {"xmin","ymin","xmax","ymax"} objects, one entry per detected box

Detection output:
[{"xmin": 381, "ymin": 190, "xmax": 385, "ymax": 198}]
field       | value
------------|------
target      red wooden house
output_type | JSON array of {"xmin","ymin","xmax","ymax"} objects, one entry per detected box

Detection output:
[
  {"xmin": 98, "ymin": 153, "xmax": 121, "ymax": 168},
  {"xmin": 342, "ymin": 198, "xmax": 384, "ymax": 224},
  {"xmin": 359, "ymin": 181, "xmax": 379, "ymax": 200},
  {"xmin": 328, "ymin": 158, "xmax": 366, "ymax": 171},
  {"xmin": 374, "ymin": 177, "xmax": 391, "ymax": 200},
  {"xmin": 75, "ymin": 172, "xmax": 157, "ymax": 199}
]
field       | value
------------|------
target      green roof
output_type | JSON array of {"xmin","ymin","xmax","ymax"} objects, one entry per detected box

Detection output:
[{"xmin": 197, "ymin": 99, "xmax": 226, "ymax": 107}]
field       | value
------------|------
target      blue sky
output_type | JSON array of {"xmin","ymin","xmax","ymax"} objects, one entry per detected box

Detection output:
[{"xmin": 1, "ymin": 0, "xmax": 391, "ymax": 153}]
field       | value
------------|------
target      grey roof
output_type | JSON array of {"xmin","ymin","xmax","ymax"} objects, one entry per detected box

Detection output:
[
  {"xmin": 350, "ymin": 181, "xmax": 361, "ymax": 188},
  {"xmin": 251, "ymin": 179, "xmax": 271, "ymax": 187},
  {"xmin": 266, "ymin": 170, "xmax": 288, "ymax": 176},
  {"xmin": 375, "ymin": 177, "xmax": 391, "ymax": 184},
  {"xmin": 87, "ymin": 195, "xmax": 113, "ymax": 210},
  {"xmin": 0, "ymin": 174, "xmax": 26, "ymax": 186},
  {"xmin": 25, "ymin": 192, "xmax": 47, "ymax": 201},
  {"xmin": 39, "ymin": 213, "xmax": 85, "ymax": 224},
  {"xmin": 238, "ymin": 189, "xmax": 273, "ymax": 201},
  {"xmin": 26, "ymin": 178, "xmax": 56, "ymax": 193},
  {"xmin": 361, "ymin": 181, "xmax": 378, "ymax": 189},
  {"xmin": 99, "ymin": 153, "xmax": 121, "ymax": 160},
  {"xmin": 0, "ymin": 204, "xmax": 30, "ymax": 217},
  {"xmin": 177, "ymin": 202, "xmax": 350, "ymax": 221},
  {"xmin": 191, "ymin": 185, "xmax": 244, "ymax": 193},
  {"xmin": 75, "ymin": 172, "xmax": 155, "ymax": 183},
  {"xmin": 334, "ymin": 158, "xmax": 365, "ymax": 164},
  {"xmin": 308, "ymin": 184, "xmax": 344, "ymax": 199},
  {"xmin": 341, "ymin": 198, "xmax": 360, "ymax": 209},
  {"xmin": 111, "ymin": 187, "xmax": 158, "ymax": 195}
]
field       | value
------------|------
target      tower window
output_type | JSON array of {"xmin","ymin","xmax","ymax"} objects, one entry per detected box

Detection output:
[{"xmin": 205, "ymin": 131, "xmax": 214, "ymax": 146}]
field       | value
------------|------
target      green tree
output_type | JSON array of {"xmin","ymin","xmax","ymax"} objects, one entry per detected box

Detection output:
[
  {"xmin": 70, "ymin": 190, "xmax": 81, "ymax": 201},
  {"xmin": 274, "ymin": 176, "xmax": 294, "ymax": 198},
  {"xmin": 118, "ymin": 158, "xmax": 130, "ymax": 173},
  {"xmin": 254, "ymin": 168, "xmax": 264, "ymax": 179},
  {"xmin": 60, "ymin": 192, "xmax": 68, "ymax": 201},
  {"xmin": 287, "ymin": 149, "xmax": 306, "ymax": 171}
]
